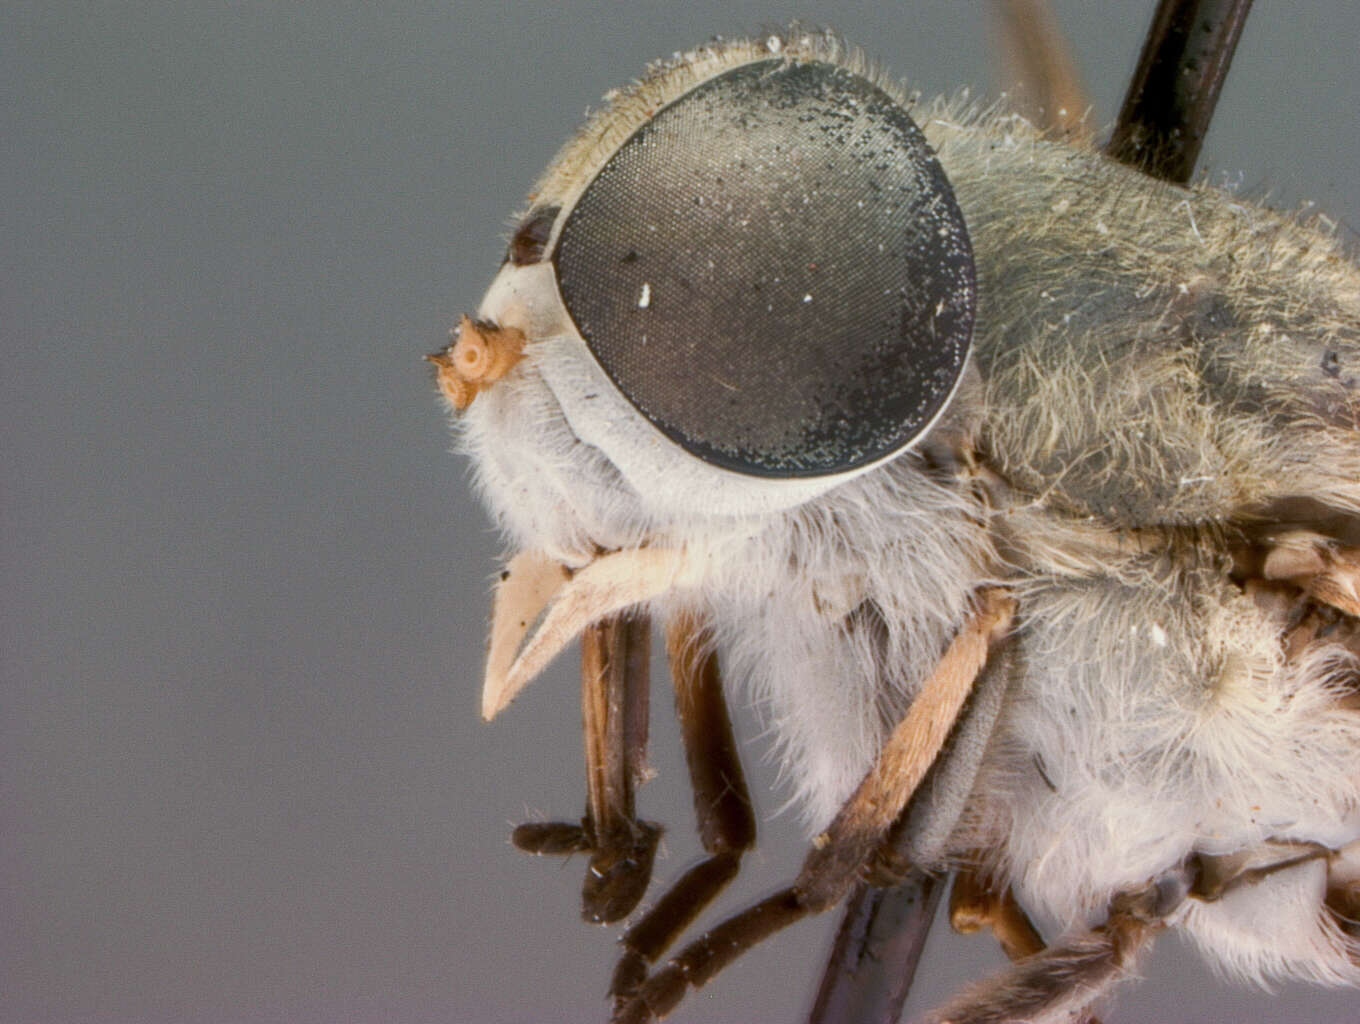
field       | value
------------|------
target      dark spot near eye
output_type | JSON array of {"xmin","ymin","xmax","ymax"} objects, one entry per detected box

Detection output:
[
  {"xmin": 1033, "ymin": 753, "xmax": 1059, "ymax": 793},
  {"xmin": 1166, "ymin": 277, "xmax": 1236, "ymax": 346},
  {"xmin": 1196, "ymin": 293, "xmax": 1234, "ymax": 332},
  {"xmin": 499, "ymin": 570, "xmax": 510, "ymax": 581},
  {"xmin": 1322, "ymin": 349, "xmax": 1342, "ymax": 378},
  {"xmin": 619, "ymin": 250, "xmax": 639, "ymax": 264},
  {"xmin": 845, "ymin": 599, "xmax": 890, "ymax": 650},
  {"xmin": 508, "ymin": 206, "xmax": 559, "ymax": 266}
]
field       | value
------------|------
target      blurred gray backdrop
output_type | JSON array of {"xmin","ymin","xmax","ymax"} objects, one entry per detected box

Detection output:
[{"xmin": 5, "ymin": 2, "xmax": 1359, "ymax": 1022}]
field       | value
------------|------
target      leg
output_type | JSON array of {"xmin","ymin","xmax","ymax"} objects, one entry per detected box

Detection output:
[
  {"xmin": 928, "ymin": 864, "xmax": 1194, "ymax": 1024},
  {"xmin": 807, "ymin": 874, "xmax": 943, "ymax": 1024},
  {"xmin": 610, "ymin": 611, "xmax": 757, "ymax": 1005},
  {"xmin": 810, "ymin": 636, "xmax": 1019, "ymax": 1024},
  {"xmin": 614, "ymin": 589, "xmax": 1015, "ymax": 1023},
  {"xmin": 988, "ymin": 0, "xmax": 1091, "ymax": 141},
  {"xmin": 1259, "ymin": 531, "xmax": 1360, "ymax": 619},
  {"xmin": 513, "ymin": 612, "xmax": 661, "ymax": 924},
  {"xmin": 949, "ymin": 868, "xmax": 1044, "ymax": 961},
  {"xmin": 1235, "ymin": 530, "xmax": 1360, "ymax": 699}
]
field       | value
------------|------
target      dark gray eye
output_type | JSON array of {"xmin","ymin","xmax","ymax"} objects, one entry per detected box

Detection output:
[{"xmin": 551, "ymin": 58, "xmax": 975, "ymax": 478}]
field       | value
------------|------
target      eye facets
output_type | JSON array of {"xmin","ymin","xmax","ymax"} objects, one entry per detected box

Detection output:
[{"xmin": 553, "ymin": 58, "xmax": 975, "ymax": 478}]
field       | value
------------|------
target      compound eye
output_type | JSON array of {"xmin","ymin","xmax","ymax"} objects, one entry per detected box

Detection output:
[{"xmin": 552, "ymin": 58, "xmax": 975, "ymax": 478}]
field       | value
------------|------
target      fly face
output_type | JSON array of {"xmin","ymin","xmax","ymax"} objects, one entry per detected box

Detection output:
[{"xmin": 445, "ymin": 35, "xmax": 977, "ymax": 566}]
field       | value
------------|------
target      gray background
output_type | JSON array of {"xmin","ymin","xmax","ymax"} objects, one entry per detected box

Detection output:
[{"xmin": 5, "ymin": 2, "xmax": 1359, "ymax": 1023}]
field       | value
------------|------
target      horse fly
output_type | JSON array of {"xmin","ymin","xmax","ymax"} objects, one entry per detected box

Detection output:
[{"xmin": 432, "ymin": 24, "xmax": 1360, "ymax": 1024}]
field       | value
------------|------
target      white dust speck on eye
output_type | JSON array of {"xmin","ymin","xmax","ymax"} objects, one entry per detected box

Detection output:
[
  {"xmin": 1150, "ymin": 623, "xmax": 1168, "ymax": 648},
  {"xmin": 1051, "ymin": 198, "xmax": 1071, "ymax": 215},
  {"xmin": 638, "ymin": 283, "xmax": 651, "ymax": 309},
  {"xmin": 1095, "ymin": 220, "xmax": 1110, "ymax": 235},
  {"xmin": 803, "ymin": 293, "xmax": 813, "ymax": 303},
  {"xmin": 766, "ymin": 35, "xmax": 782, "ymax": 53},
  {"xmin": 1177, "ymin": 199, "xmax": 1204, "ymax": 243}
]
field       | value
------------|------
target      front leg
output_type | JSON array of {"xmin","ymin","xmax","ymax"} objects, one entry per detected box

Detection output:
[
  {"xmin": 513, "ymin": 613, "xmax": 661, "ymax": 924},
  {"xmin": 809, "ymin": 637, "xmax": 1020, "ymax": 1024},
  {"xmin": 609, "ymin": 611, "xmax": 758, "ymax": 1008},
  {"xmin": 927, "ymin": 864, "xmax": 1196, "ymax": 1024}
]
